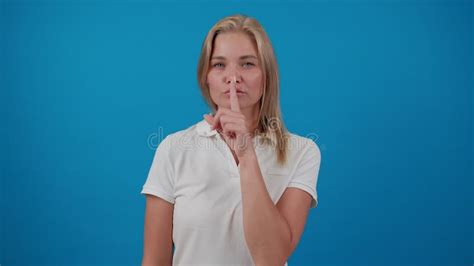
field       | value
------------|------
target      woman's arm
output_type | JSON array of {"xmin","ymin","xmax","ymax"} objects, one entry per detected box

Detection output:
[
  {"xmin": 205, "ymin": 83, "xmax": 311, "ymax": 265},
  {"xmin": 141, "ymin": 195, "xmax": 174, "ymax": 266},
  {"xmin": 239, "ymin": 151, "xmax": 293, "ymax": 266}
]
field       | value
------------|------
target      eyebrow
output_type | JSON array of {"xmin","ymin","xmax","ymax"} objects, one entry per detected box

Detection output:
[{"xmin": 211, "ymin": 55, "xmax": 258, "ymax": 61}]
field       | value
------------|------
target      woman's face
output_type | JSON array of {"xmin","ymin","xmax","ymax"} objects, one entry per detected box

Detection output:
[{"xmin": 207, "ymin": 32, "xmax": 264, "ymax": 113}]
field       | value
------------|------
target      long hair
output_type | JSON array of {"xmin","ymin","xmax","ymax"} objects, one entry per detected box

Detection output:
[{"xmin": 197, "ymin": 14, "xmax": 289, "ymax": 165}]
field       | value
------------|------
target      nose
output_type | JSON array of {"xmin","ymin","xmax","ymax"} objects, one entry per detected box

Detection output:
[{"xmin": 225, "ymin": 69, "xmax": 242, "ymax": 86}]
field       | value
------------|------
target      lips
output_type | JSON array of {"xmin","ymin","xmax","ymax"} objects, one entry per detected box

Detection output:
[{"xmin": 224, "ymin": 88, "xmax": 245, "ymax": 94}]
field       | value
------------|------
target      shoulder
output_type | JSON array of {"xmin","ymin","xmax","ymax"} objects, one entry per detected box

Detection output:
[
  {"xmin": 156, "ymin": 120, "xmax": 203, "ymax": 153},
  {"xmin": 285, "ymin": 132, "xmax": 321, "ymax": 161}
]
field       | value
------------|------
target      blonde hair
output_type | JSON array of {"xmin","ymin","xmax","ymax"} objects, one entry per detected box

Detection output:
[{"xmin": 197, "ymin": 14, "xmax": 289, "ymax": 165}]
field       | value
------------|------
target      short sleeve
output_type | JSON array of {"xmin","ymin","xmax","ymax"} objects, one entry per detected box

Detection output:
[
  {"xmin": 287, "ymin": 139, "xmax": 321, "ymax": 208},
  {"xmin": 140, "ymin": 135, "xmax": 175, "ymax": 204}
]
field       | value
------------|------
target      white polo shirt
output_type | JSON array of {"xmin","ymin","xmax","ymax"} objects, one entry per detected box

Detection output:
[{"xmin": 140, "ymin": 118, "xmax": 321, "ymax": 266}]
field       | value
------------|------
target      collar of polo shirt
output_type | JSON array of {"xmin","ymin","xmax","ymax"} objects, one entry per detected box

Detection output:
[{"xmin": 196, "ymin": 119, "xmax": 277, "ymax": 145}]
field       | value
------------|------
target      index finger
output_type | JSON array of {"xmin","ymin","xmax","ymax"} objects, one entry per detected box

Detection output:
[{"xmin": 230, "ymin": 77, "xmax": 241, "ymax": 112}]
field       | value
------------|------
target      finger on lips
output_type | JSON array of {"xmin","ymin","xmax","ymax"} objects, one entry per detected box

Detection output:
[
  {"xmin": 203, "ymin": 77, "xmax": 242, "ymax": 136},
  {"xmin": 230, "ymin": 77, "xmax": 241, "ymax": 112}
]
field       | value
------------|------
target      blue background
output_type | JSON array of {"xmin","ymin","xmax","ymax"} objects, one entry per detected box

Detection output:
[{"xmin": 1, "ymin": 0, "xmax": 472, "ymax": 265}]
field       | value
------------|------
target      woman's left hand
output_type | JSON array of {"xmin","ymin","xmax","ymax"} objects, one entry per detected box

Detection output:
[{"xmin": 203, "ymin": 82, "xmax": 255, "ymax": 159}]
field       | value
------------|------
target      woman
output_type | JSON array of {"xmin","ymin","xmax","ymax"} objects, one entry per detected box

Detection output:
[{"xmin": 141, "ymin": 14, "xmax": 321, "ymax": 266}]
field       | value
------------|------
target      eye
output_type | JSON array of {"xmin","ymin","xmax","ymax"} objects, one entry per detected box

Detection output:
[
  {"xmin": 212, "ymin": 63, "xmax": 224, "ymax": 68},
  {"xmin": 243, "ymin": 62, "xmax": 255, "ymax": 68}
]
